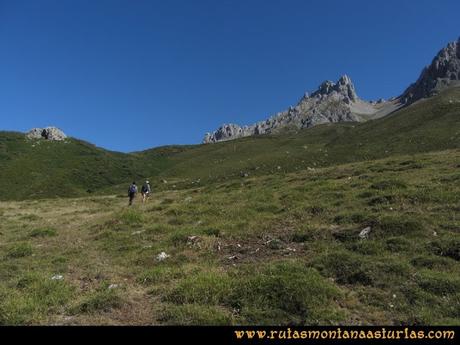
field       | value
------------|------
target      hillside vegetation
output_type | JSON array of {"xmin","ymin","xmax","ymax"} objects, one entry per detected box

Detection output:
[
  {"xmin": 0, "ymin": 87, "xmax": 459, "ymax": 325},
  {"xmin": 0, "ymin": 149, "xmax": 459, "ymax": 325},
  {"xmin": 151, "ymin": 86, "xmax": 460, "ymax": 186},
  {"xmin": 1, "ymin": 87, "xmax": 459, "ymax": 200},
  {"xmin": 0, "ymin": 134, "xmax": 182, "ymax": 200}
]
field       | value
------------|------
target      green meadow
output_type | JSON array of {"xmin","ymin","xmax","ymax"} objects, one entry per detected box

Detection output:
[{"xmin": 0, "ymin": 87, "xmax": 459, "ymax": 325}]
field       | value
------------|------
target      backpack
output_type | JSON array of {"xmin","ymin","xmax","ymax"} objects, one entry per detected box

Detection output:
[
  {"xmin": 129, "ymin": 184, "xmax": 137, "ymax": 194},
  {"xmin": 142, "ymin": 183, "xmax": 151, "ymax": 193}
]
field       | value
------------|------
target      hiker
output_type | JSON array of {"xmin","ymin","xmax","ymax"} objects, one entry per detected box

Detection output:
[
  {"xmin": 141, "ymin": 180, "xmax": 151, "ymax": 203},
  {"xmin": 128, "ymin": 181, "xmax": 138, "ymax": 206}
]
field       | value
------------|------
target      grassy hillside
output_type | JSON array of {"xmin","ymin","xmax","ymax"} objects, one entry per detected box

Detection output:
[
  {"xmin": 1, "ymin": 87, "xmax": 459, "ymax": 200},
  {"xmin": 0, "ymin": 134, "xmax": 181, "ymax": 200},
  {"xmin": 0, "ymin": 87, "xmax": 459, "ymax": 325},
  {"xmin": 150, "ymin": 86, "xmax": 460, "ymax": 185},
  {"xmin": 0, "ymin": 149, "xmax": 459, "ymax": 325}
]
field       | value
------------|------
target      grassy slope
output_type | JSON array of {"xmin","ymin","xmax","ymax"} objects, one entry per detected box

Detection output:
[
  {"xmin": 0, "ymin": 135, "xmax": 179, "ymax": 200},
  {"xmin": 0, "ymin": 149, "xmax": 459, "ymax": 325},
  {"xmin": 153, "ymin": 86, "xmax": 460, "ymax": 184},
  {"xmin": 1, "ymin": 87, "xmax": 459, "ymax": 200},
  {"xmin": 0, "ymin": 88, "xmax": 459, "ymax": 325}
]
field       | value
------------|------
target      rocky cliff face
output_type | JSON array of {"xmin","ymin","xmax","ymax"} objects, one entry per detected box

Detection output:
[
  {"xmin": 401, "ymin": 37, "xmax": 460, "ymax": 105},
  {"xmin": 26, "ymin": 127, "xmax": 67, "ymax": 141},
  {"xmin": 203, "ymin": 37, "xmax": 460, "ymax": 144},
  {"xmin": 203, "ymin": 75, "xmax": 394, "ymax": 144}
]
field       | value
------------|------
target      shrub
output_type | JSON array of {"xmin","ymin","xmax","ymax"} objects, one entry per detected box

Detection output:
[
  {"xmin": 232, "ymin": 262, "xmax": 344, "ymax": 324},
  {"xmin": 385, "ymin": 237, "xmax": 411, "ymax": 252},
  {"xmin": 371, "ymin": 180, "xmax": 407, "ymax": 190},
  {"xmin": 428, "ymin": 238, "xmax": 460, "ymax": 261},
  {"xmin": 377, "ymin": 216, "xmax": 423, "ymax": 236},
  {"xmin": 410, "ymin": 255, "xmax": 453, "ymax": 269},
  {"xmin": 0, "ymin": 273, "xmax": 73, "ymax": 324},
  {"xmin": 71, "ymin": 287, "xmax": 122, "ymax": 314},
  {"xmin": 313, "ymin": 250, "xmax": 373, "ymax": 285},
  {"xmin": 6, "ymin": 243, "xmax": 33, "ymax": 259},
  {"xmin": 291, "ymin": 232, "xmax": 310, "ymax": 243},
  {"xmin": 117, "ymin": 209, "xmax": 144, "ymax": 226},
  {"xmin": 416, "ymin": 270, "xmax": 460, "ymax": 296},
  {"xmin": 368, "ymin": 195, "xmax": 395, "ymax": 206},
  {"xmin": 346, "ymin": 241, "xmax": 383, "ymax": 255},
  {"xmin": 164, "ymin": 271, "xmax": 232, "ymax": 305},
  {"xmin": 138, "ymin": 266, "xmax": 184, "ymax": 285},
  {"xmin": 29, "ymin": 228, "xmax": 57, "ymax": 238},
  {"xmin": 334, "ymin": 212, "xmax": 371, "ymax": 224},
  {"xmin": 202, "ymin": 228, "xmax": 220, "ymax": 237}
]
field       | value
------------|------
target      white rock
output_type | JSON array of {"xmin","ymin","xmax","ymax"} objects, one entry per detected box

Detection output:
[
  {"xmin": 51, "ymin": 275, "xmax": 63, "ymax": 280},
  {"xmin": 156, "ymin": 252, "xmax": 170, "ymax": 261},
  {"xmin": 26, "ymin": 127, "xmax": 67, "ymax": 141},
  {"xmin": 359, "ymin": 226, "xmax": 372, "ymax": 239}
]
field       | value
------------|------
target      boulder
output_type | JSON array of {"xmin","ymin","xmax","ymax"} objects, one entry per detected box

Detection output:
[
  {"xmin": 26, "ymin": 127, "xmax": 67, "ymax": 141},
  {"xmin": 359, "ymin": 226, "xmax": 372, "ymax": 239}
]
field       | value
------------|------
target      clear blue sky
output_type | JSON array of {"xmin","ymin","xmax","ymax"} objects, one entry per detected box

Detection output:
[{"xmin": 0, "ymin": 0, "xmax": 459, "ymax": 152}]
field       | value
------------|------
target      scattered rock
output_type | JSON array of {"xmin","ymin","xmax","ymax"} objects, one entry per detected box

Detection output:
[
  {"xmin": 359, "ymin": 226, "xmax": 372, "ymax": 239},
  {"xmin": 156, "ymin": 252, "xmax": 170, "ymax": 261},
  {"xmin": 187, "ymin": 236, "xmax": 201, "ymax": 247}
]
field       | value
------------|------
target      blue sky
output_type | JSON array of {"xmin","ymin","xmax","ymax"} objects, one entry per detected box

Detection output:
[{"xmin": 0, "ymin": 0, "xmax": 459, "ymax": 152}]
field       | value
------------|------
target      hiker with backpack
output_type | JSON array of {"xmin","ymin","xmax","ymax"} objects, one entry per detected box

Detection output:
[
  {"xmin": 141, "ymin": 180, "xmax": 151, "ymax": 203},
  {"xmin": 128, "ymin": 182, "xmax": 138, "ymax": 206}
]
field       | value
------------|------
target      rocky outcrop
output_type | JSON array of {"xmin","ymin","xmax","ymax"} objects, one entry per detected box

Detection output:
[
  {"xmin": 401, "ymin": 37, "xmax": 460, "ymax": 104},
  {"xmin": 26, "ymin": 127, "xmax": 67, "ymax": 141},
  {"xmin": 203, "ymin": 75, "xmax": 394, "ymax": 143},
  {"xmin": 203, "ymin": 37, "xmax": 460, "ymax": 144}
]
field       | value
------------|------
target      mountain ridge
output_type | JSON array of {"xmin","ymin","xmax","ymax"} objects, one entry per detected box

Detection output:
[{"xmin": 203, "ymin": 37, "xmax": 460, "ymax": 144}]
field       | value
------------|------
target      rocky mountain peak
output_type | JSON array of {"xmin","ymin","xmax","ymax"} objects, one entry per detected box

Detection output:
[
  {"xmin": 310, "ymin": 75, "xmax": 357, "ymax": 102},
  {"xmin": 26, "ymin": 127, "xmax": 67, "ymax": 141},
  {"xmin": 203, "ymin": 36, "xmax": 460, "ymax": 144},
  {"xmin": 401, "ymin": 37, "xmax": 460, "ymax": 104},
  {"xmin": 203, "ymin": 75, "xmax": 368, "ymax": 144}
]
